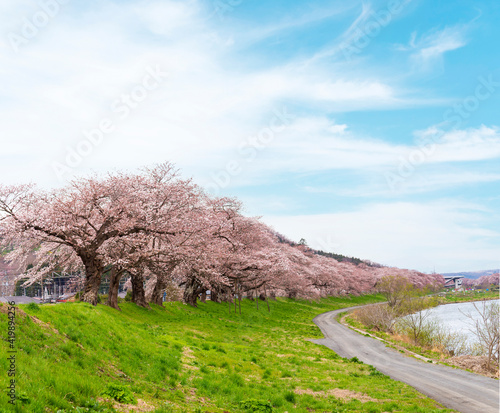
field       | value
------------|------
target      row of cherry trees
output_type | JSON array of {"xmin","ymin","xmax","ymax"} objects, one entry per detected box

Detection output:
[
  {"xmin": 462, "ymin": 273, "xmax": 500, "ymax": 289},
  {"xmin": 0, "ymin": 163, "xmax": 443, "ymax": 309}
]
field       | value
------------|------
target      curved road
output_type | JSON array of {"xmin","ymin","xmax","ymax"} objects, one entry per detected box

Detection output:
[{"xmin": 312, "ymin": 306, "xmax": 499, "ymax": 413}]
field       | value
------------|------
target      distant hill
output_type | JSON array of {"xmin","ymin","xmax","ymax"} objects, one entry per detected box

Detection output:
[
  {"xmin": 442, "ymin": 269, "xmax": 500, "ymax": 280},
  {"xmin": 272, "ymin": 232, "xmax": 382, "ymax": 268},
  {"xmin": 312, "ymin": 249, "xmax": 382, "ymax": 267}
]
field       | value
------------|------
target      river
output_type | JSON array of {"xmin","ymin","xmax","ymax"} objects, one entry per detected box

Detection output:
[{"xmin": 422, "ymin": 299, "xmax": 500, "ymax": 346}]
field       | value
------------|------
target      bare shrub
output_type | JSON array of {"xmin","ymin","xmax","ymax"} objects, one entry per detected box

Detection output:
[
  {"xmin": 353, "ymin": 304, "xmax": 396, "ymax": 332},
  {"xmin": 395, "ymin": 310, "xmax": 437, "ymax": 346},
  {"xmin": 461, "ymin": 301, "xmax": 500, "ymax": 370},
  {"xmin": 431, "ymin": 326, "xmax": 470, "ymax": 356}
]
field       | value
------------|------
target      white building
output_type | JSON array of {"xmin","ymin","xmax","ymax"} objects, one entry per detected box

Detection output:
[{"xmin": 443, "ymin": 275, "xmax": 464, "ymax": 290}]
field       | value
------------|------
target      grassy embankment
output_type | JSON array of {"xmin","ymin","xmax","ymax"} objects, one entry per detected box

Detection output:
[
  {"xmin": 438, "ymin": 289, "xmax": 499, "ymax": 304},
  {"xmin": 0, "ymin": 295, "xmax": 455, "ymax": 413}
]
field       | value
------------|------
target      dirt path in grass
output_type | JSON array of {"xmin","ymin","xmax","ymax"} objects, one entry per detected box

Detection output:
[{"xmin": 312, "ymin": 306, "xmax": 499, "ymax": 413}]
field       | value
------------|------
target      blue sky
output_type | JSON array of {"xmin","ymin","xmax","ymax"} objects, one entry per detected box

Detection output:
[{"xmin": 1, "ymin": 0, "xmax": 499, "ymax": 273}]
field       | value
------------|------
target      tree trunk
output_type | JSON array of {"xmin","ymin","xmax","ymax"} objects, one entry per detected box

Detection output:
[
  {"xmin": 106, "ymin": 266, "xmax": 124, "ymax": 310},
  {"xmin": 150, "ymin": 263, "xmax": 176, "ymax": 306},
  {"xmin": 222, "ymin": 287, "xmax": 232, "ymax": 303},
  {"xmin": 238, "ymin": 284, "xmax": 242, "ymax": 315},
  {"xmin": 131, "ymin": 273, "xmax": 149, "ymax": 308},
  {"xmin": 211, "ymin": 288, "xmax": 220, "ymax": 303},
  {"xmin": 150, "ymin": 276, "xmax": 166, "ymax": 306},
  {"xmin": 200, "ymin": 290, "xmax": 207, "ymax": 303},
  {"xmin": 183, "ymin": 278, "xmax": 202, "ymax": 307},
  {"xmin": 81, "ymin": 258, "xmax": 104, "ymax": 306},
  {"xmin": 264, "ymin": 284, "xmax": 270, "ymax": 313}
]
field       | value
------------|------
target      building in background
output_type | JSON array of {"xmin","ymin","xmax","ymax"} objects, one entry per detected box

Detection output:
[{"xmin": 443, "ymin": 275, "xmax": 464, "ymax": 290}]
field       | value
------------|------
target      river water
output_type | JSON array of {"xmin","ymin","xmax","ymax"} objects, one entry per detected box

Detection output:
[{"xmin": 422, "ymin": 299, "xmax": 500, "ymax": 346}]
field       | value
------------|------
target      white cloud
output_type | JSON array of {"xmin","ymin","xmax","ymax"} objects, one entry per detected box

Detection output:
[
  {"xmin": 308, "ymin": 2, "xmax": 374, "ymax": 62},
  {"xmin": 263, "ymin": 201, "xmax": 500, "ymax": 273},
  {"xmin": 0, "ymin": 0, "xmax": 427, "ymax": 187},
  {"xmin": 416, "ymin": 125, "xmax": 500, "ymax": 162},
  {"xmin": 234, "ymin": 2, "xmax": 354, "ymax": 46},
  {"xmin": 399, "ymin": 25, "xmax": 468, "ymax": 71},
  {"xmin": 195, "ymin": 120, "xmax": 500, "ymax": 191},
  {"xmin": 132, "ymin": 0, "xmax": 203, "ymax": 36},
  {"xmin": 302, "ymin": 171, "xmax": 500, "ymax": 197}
]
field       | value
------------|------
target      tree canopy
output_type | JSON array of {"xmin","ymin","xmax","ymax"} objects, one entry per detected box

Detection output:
[{"xmin": 0, "ymin": 163, "xmax": 444, "ymax": 308}]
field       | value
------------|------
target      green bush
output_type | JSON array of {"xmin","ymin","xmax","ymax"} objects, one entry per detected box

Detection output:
[
  {"xmin": 284, "ymin": 391, "xmax": 296, "ymax": 403},
  {"xmin": 101, "ymin": 383, "xmax": 136, "ymax": 404},
  {"xmin": 17, "ymin": 391, "xmax": 30, "ymax": 404},
  {"xmin": 369, "ymin": 368, "xmax": 386, "ymax": 377},
  {"xmin": 239, "ymin": 399, "xmax": 274, "ymax": 412},
  {"xmin": 26, "ymin": 302, "xmax": 40, "ymax": 311}
]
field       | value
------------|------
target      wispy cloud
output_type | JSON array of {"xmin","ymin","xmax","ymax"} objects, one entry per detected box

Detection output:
[
  {"xmin": 415, "ymin": 125, "xmax": 500, "ymax": 162},
  {"xmin": 0, "ymin": 0, "xmax": 430, "ymax": 187},
  {"xmin": 311, "ymin": 171, "xmax": 500, "ymax": 198},
  {"xmin": 307, "ymin": 2, "xmax": 374, "ymax": 63},
  {"xmin": 397, "ymin": 25, "xmax": 468, "ymax": 71},
  {"xmin": 195, "ymin": 121, "xmax": 500, "ymax": 196},
  {"xmin": 233, "ymin": 2, "xmax": 355, "ymax": 47}
]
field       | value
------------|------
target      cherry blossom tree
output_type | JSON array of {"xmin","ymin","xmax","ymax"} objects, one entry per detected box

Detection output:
[
  {"xmin": 0, "ymin": 164, "xmax": 202, "ymax": 305},
  {"xmin": 0, "ymin": 162, "xmax": 446, "ymax": 310}
]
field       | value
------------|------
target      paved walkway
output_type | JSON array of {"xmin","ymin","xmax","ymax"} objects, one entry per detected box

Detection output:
[{"xmin": 312, "ymin": 306, "xmax": 499, "ymax": 413}]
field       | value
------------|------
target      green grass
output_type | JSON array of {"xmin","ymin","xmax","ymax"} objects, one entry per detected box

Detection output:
[
  {"xmin": 0, "ymin": 295, "xmax": 455, "ymax": 412},
  {"xmin": 438, "ymin": 289, "xmax": 499, "ymax": 304}
]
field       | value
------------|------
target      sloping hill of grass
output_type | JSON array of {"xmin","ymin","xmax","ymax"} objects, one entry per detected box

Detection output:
[{"xmin": 0, "ymin": 295, "xmax": 454, "ymax": 413}]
